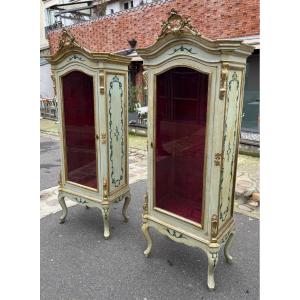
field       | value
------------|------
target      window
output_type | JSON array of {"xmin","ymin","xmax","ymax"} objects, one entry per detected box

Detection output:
[
  {"xmin": 123, "ymin": 1, "xmax": 134, "ymax": 10},
  {"xmin": 110, "ymin": 9, "xmax": 114, "ymax": 14}
]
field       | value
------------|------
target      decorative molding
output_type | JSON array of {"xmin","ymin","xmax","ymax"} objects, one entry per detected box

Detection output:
[
  {"xmin": 219, "ymin": 71, "xmax": 241, "ymax": 224},
  {"xmin": 99, "ymin": 74, "xmax": 105, "ymax": 95},
  {"xmin": 158, "ymin": 9, "xmax": 199, "ymax": 40},
  {"xmin": 103, "ymin": 177, "xmax": 108, "ymax": 200},
  {"xmin": 210, "ymin": 252, "xmax": 219, "ymax": 268},
  {"xmin": 108, "ymin": 75, "xmax": 125, "ymax": 188},
  {"xmin": 67, "ymin": 54, "xmax": 84, "ymax": 62},
  {"xmin": 219, "ymin": 63, "xmax": 229, "ymax": 100},
  {"xmin": 211, "ymin": 214, "xmax": 219, "ymax": 243},
  {"xmin": 168, "ymin": 45, "xmax": 197, "ymax": 55}
]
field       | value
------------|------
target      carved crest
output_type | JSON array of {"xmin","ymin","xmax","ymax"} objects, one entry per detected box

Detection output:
[
  {"xmin": 158, "ymin": 9, "xmax": 199, "ymax": 39},
  {"xmin": 58, "ymin": 29, "xmax": 82, "ymax": 50}
]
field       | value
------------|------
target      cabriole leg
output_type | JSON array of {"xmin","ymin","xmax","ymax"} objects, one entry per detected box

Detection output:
[
  {"xmin": 101, "ymin": 205, "xmax": 110, "ymax": 239},
  {"xmin": 141, "ymin": 222, "xmax": 152, "ymax": 257},
  {"xmin": 224, "ymin": 231, "xmax": 235, "ymax": 264},
  {"xmin": 58, "ymin": 194, "xmax": 68, "ymax": 224},
  {"xmin": 122, "ymin": 193, "xmax": 131, "ymax": 223},
  {"xmin": 207, "ymin": 251, "xmax": 219, "ymax": 291}
]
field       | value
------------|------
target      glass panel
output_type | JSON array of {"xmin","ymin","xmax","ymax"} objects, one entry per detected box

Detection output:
[
  {"xmin": 62, "ymin": 71, "xmax": 97, "ymax": 189},
  {"xmin": 155, "ymin": 67, "xmax": 208, "ymax": 224}
]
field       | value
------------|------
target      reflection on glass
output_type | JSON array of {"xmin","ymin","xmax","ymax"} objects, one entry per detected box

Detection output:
[
  {"xmin": 62, "ymin": 71, "xmax": 97, "ymax": 189},
  {"xmin": 155, "ymin": 67, "xmax": 208, "ymax": 223}
]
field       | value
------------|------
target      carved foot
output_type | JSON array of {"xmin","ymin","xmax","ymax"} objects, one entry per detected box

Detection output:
[
  {"xmin": 224, "ymin": 231, "xmax": 235, "ymax": 264},
  {"xmin": 122, "ymin": 194, "xmax": 131, "ymax": 223},
  {"xmin": 85, "ymin": 206, "xmax": 89, "ymax": 209},
  {"xmin": 207, "ymin": 251, "xmax": 219, "ymax": 291},
  {"xmin": 58, "ymin": 194, "xmax": 68, "ymax": 224},
  {"xmin": 141, "ymin": 223, "xmax": 152, "ymax": 257},
  {"xmin": 101, "ymin": 205, "xmax": 110, "ymax": 239}
]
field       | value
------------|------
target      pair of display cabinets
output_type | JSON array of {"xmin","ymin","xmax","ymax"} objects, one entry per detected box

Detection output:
[{"xmin": 48, "ymin": 11, "xmax": 253, "ymax": 290}]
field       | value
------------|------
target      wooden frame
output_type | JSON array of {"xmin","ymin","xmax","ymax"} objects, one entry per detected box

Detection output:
[
  {"xmin": 137, "ymin": 9, "xmax": 254, "ymax": 291},
  {"xmin": 47, "ymin": 29, "xmax": 132, "ymax": 239}
]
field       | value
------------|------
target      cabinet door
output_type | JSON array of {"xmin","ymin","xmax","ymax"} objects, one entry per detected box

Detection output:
[
  {"xmin": 106, "ymin": 73, "xmax": 127, "ymax": 194},
  {"xmin": 155, "ymin": 67, "xmax": 208, "ymax": 224},
  {"xmin": 62, "ymin": 71, "xmax": 98, "ymax": 190}
]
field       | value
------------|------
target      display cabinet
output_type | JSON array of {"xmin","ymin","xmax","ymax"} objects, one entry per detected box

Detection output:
[
  {"xmin": 47, "ymin": 30, "xmax": 131, "ymax": 239},
  {"xmin": 137, "ymin": 10, "xmax": 254, "ymax": 290}
]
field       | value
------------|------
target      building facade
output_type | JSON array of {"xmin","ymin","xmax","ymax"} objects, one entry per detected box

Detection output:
[{"xmin": 43, "ymin": 0, "xmax": 260, "ymax": 133}]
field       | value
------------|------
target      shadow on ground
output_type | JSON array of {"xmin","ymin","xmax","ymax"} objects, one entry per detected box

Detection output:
[{"xmin": 41, "ymin": 180, "xmax": 259, "ymax": 300}]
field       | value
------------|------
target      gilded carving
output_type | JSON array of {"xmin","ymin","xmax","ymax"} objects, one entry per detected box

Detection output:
[
  {"xmin": 211, "ymin": 214, "xmax": 219, "ymax": 243},
  {"xmin": 99, "ymin": 74, "xmax": 105, "ymax": 95},
  {"xmin": 103, "ymin": 177, "xmax": 108, "ymax": 200},
  {"xmin": 142, "ymin": 71, "xmax": 148, "ymax": 91},
  {"xmin": 158, "ymin": 9, "xmax": 199, "ymax": 39},
  {"xmin": 219, "ymin": 63, "xmax": 229, "ymax": 100},
  {"xmin": 58, "ymin": 29, "xmax": 81, "ymax": 50}
]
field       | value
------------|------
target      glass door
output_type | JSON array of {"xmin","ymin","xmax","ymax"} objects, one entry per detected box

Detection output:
[
  {"xmin": 62, "ymin": 71, "xmax": 98, "ymax": 190},
  {"xmin": 155, "ymin": 67, "xmax": 208, "ymax": 224}
]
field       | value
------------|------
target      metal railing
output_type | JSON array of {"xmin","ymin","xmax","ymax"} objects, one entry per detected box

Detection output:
[{"xmin": 40, "ymin": 98, "xmax": 58, "ymax": 120}]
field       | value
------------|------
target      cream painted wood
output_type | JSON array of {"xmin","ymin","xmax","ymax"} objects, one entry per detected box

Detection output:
[
  {"xmin": 47, "ymin": 30, "xmax": 132, "ymax": 239},
  {"xmin": 137, "ymin": 10, "xmax": 253, "ymax": 290}
]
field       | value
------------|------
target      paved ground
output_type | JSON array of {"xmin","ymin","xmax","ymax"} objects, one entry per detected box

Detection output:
[
  {"xmin": 41, "ymin": 180, "xmax": 259, "ymax": 300},
  {"xmin": 40, "ymin": 134, "xmax": 61, "ymax": 190}
]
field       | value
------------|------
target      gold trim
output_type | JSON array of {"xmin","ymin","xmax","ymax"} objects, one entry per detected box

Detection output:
[
  {"xmin": 219, "ymin": 63, "xmax": 229, "ymax": 100},
  {"xmin": 58, "ymin": 29, "xmax": 82, "ymax": 50},
  {"xmin": 99, "ymin": 73, "xmax": 105, "ymax": 95},
  {"xmin": 103, "ymin": 177, "xmax": 108, "ymax": 200},
  {"xmin": 211, "ymin": 214, "xmax": 218, "ymax": 243}
]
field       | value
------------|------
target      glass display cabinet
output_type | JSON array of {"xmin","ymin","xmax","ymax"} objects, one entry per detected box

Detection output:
[
  {"xmin": 47, "ymin": 30, "xmax": 131, "ymax": 239},
  {"xmin": 137, "ymin": 10, "xmax": 254, "ymax": 290}
]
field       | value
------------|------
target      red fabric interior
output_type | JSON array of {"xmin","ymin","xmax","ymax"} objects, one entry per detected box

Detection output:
[
  {"xmin": 62, "ymin": 71, "xmax": 97, "ymax": 189},
  {"xmin": 155, "ymin": 67, "xmax": 208, "ymax": 223}
]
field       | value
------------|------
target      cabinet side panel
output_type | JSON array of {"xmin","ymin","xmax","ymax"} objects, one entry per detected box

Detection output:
[
  {"xmin": 106, "ymin": 73, "xmax": 126, "ymax": 194},
  {"xmin": 219, "ymin": 70, "xmax": 243, "ymax": 227}
]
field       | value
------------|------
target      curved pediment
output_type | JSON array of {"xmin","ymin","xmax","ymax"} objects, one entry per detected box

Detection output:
[
  {"xmin": 137, "ymin": 9, "xmax": 254, "ymax": 61},
  {"xmin": 46, "ymin": 29, "xmax": 131, "ymax": 66}
]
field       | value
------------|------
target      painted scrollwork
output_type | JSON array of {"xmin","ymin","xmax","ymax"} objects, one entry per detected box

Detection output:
[
  {"xmin": 166, "ymin": 228, "xmax": 186, "ymax": 239},
  {"xmin": 158, "ymin": 9, "xmax": 199, "ymax": 39}
]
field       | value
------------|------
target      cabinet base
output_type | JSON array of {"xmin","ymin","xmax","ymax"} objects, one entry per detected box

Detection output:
[
  {"xmin": 58, "ymin": 189, "xmax": 131, "ymax": 239},
  {"xmin": 141, "ymin": 216, "xmax": 235, "ymax": 291}
]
